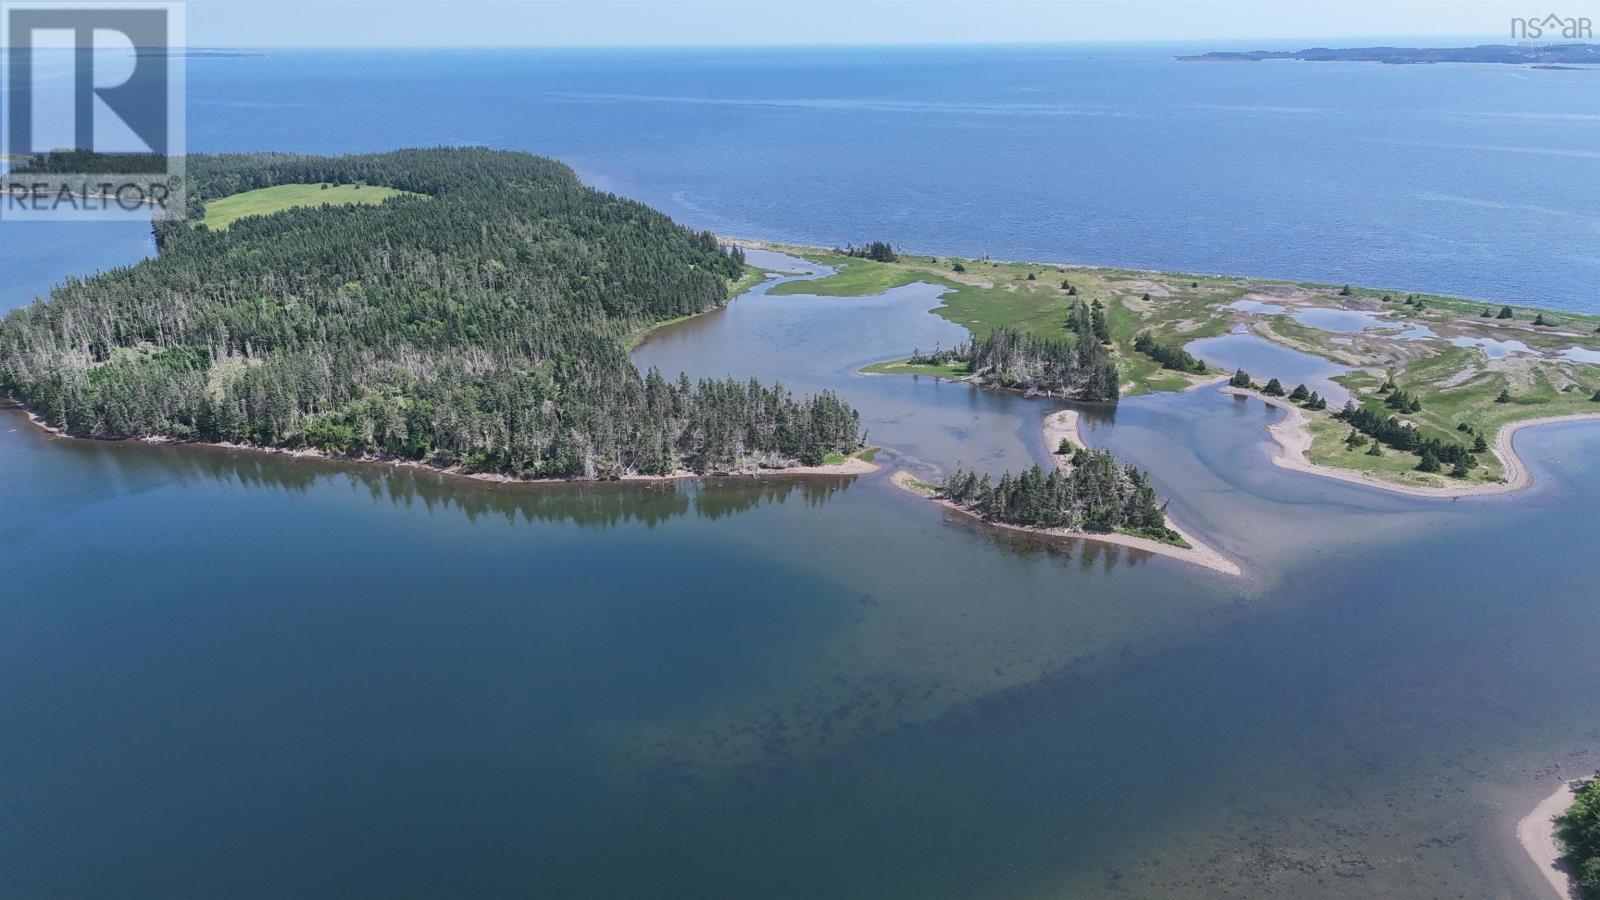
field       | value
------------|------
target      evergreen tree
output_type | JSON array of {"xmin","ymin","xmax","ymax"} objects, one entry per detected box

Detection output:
[{"xmin": 1262, "ymin": 378, "xmax": 1286, "ymax": 397}]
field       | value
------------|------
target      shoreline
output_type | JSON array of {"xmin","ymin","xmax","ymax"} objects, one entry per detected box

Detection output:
[
  {"xmin": 0, "ymin": 399, "xmax": 880, "ymax": 485},
  {"xmin": 1219, "ymin": 386, "xmax": 1600, "ymax": 499},
  {"xmin": 888, "ymin": 468, "xmax": 1241, "ymax": 577},
  {"xmin": 1517, "ymin": 780, "xmax": 1580, "ymax": 899}
]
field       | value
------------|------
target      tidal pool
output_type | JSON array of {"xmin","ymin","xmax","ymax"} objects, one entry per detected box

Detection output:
[
  {"xmin": 1452, "ymin": 336, "xmax": 1540, "ymax": 359},
  {"xmin": 1182, "ymin": 332, "xmax": 1354, "ymax": 405},
  {"xmin": 1559, "ymin": 345, "xmax": 1600, "ymax": 364}
]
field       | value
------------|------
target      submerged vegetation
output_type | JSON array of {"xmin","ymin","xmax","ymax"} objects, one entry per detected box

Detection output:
[{"xmin": 0, "ymin": 149, "xmax": 863, "ymax": 478}]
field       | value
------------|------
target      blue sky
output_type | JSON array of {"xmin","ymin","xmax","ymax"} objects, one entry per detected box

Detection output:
[{"xmin": 172, "ymin": 1, "xmax": 1594, "ymax": 47}]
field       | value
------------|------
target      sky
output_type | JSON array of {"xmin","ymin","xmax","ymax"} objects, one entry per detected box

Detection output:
[{"xmin": 158, "ymin": 0, "xmax": 1600, "ymax": 48}]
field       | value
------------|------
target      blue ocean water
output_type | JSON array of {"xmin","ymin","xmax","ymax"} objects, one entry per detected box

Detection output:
[
  {"xmin": 5, "ymin": 44, "xmax": 1600, "ymax": 312},
  {"xmin": 4, "ymin": 46, "xmax": 1600, "ymax": 900}
]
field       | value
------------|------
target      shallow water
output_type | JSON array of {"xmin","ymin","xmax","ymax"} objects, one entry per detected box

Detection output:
[
  {"xmin": 6, "ymin": 255, "xmax": 1600, "ymax": 898},
  {"xmin": 1453, "ymin": 335, "xmax": 1541, "ymax": 359},
  {"xmin": 1182, "ymin": 332, "xmax": 1353, "ymax": 405}
]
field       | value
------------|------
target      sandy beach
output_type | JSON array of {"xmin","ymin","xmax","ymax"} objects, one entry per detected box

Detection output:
[
  {"xmin": 1219, "ymin": 386, "xmax": 1600, "ymax": 499},
  {"xmin": 1518, "ymin": 780, "xmax": 1581, "ymax": 899},
  {"xmin": 1043, "ymin": 409, "xmax": 1083, "ymax": 452},
  {"xmin": 1, "ymin": 400, "xmax": 879, "ymax": 485},
  {"xmin": 889, "ymin": 469, "xmax": 1241, "ymax": 576}
]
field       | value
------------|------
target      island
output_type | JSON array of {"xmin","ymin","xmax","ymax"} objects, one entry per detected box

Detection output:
[
  {"xmin": 1180, "ymin": 43, "xmax": 1600, "ymax": 66},
  {"xmin": 738, "ymin": 240, "xmax": 1600, "ymax": 496},
  {"xmin": 890, "ymin": 406, "xmax": 1240, "ymax": 576},
  {"xmin": 0, "ymin": 149, "xmax": 869, "ymax": 481}
]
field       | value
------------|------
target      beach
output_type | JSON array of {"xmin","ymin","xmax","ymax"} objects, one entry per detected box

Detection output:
[
  {"xmin": 1043, "ymin": 409, "xmax": 1083, "ymax": 453},
  {"xmin": 1518, "ymin": 780, "xmax": 1580, "ymax": 899}
]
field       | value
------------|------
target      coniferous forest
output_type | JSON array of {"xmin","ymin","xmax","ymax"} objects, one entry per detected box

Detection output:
[
  {"xmin": 0, "ymin": 149, "xmax": 862, "ymax": 478},
  {"xmin": 936, "ymin": 448, "xmax": 1177, "ymax": 542}
]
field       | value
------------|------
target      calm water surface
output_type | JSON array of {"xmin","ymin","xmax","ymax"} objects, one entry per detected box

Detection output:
[
  {"xmin": 4, "ymin": 47, "xmax": 1600, "ymax": 899},
  {"xmin": 6, "ymin": 255, "xmax": 1600, "ymax": 898}
]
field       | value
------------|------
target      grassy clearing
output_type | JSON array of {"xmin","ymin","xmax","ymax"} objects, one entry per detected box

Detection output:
[
  {"xmin": 201, "ymin": 183, "xmax": 421, "ymax": 229},
  {"xmin": 766, "ymin": 252, "xmax": 927, "ymax": 296}
]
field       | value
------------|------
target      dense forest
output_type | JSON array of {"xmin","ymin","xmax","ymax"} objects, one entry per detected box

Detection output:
[
  {"xmin": 936, "ymin": 448, "xmax": 1176, "ymax": 541},
  {"xmin": 905, "ymin": 299, "xmax": 1120, "ymax": 401},
  {"xmin": 0, "ymin": 149, "xmax": 863, "ymax": 478},
  {"xmin": 1558, "ymin": 775, "xmax": 1600, "ymax": 899}
]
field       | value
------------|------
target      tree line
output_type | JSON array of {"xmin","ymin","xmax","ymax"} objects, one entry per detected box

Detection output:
[
  {"xmin": 0, "ymin": 148, "xmax": 864, "ymax": 478},
  {"xmin": 1133, "ymin": 331, "xmax": 1207, "ymax": 374},
  {"xmin": 836, "ymin": 241, "xmax": 897, "ymax": 263}
]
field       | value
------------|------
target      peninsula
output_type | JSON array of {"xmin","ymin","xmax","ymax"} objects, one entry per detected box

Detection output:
[
  {"xmin": 0, "ymin": 149, "xmax": 867, "ymax": 481},
  {"xmin": 740, "ymin": 240, "xmax": 1600, "ymax": 497}
]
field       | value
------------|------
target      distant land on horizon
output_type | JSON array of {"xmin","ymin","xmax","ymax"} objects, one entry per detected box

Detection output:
[{"xmin": 1180, "ymin": 43, "xmax": 1600, "ymax": 66}]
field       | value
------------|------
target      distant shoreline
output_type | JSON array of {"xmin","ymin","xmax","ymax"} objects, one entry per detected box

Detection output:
[
  {"xmin": 1221, "ymin": 386, "xmax": 1600, "ymax": 498},
  {"xmin": 0, "ymin": 399, "xmax": 879, "ymax": 485},
  {"xmin": 1179, "ymin": 43, "xmax": 1600, "ymax": 67}
]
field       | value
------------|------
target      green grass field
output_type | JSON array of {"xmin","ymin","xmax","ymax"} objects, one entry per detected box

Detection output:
[
  {"xmin": 201, "ymin": 183, "xmax": 421, "ymax": 229},
  {"xmin": 766, "ymin": 253, "xmax": 929, "ymax": 297}
]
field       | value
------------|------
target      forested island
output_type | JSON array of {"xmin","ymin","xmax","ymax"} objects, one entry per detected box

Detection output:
[
  {"xmin": 1180, "ymin": 43, "xmax": 1600, "ymax": 65},
  {"xmin": 0, "ymin": 149, "xmax": 864, "ymax": 479},
  {"xmin": 935, "ymin": 450, "xmax": 1177, "ymax": 543}
]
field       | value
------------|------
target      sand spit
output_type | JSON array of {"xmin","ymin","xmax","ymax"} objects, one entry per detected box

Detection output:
[{"xmin": 1518, "ymin": 779, "xmax": 1582, "ymax": 899}]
